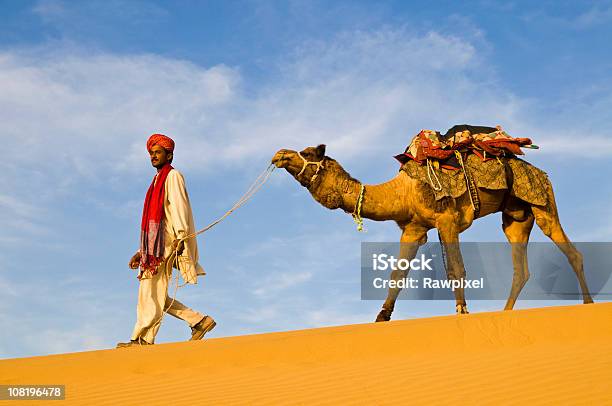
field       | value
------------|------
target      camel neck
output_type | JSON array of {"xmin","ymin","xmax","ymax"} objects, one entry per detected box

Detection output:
[
  {"xmin": 342, "ymin": 175, "xmax": 407, "ymax": 222},
  {"xmin": 342, "ymin": 180, "xmax": 364, "ymax": 215}
]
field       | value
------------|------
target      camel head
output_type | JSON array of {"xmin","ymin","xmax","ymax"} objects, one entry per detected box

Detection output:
[
  {"xmin": 272, "ymin": 144, "xmax": 351, "ymax": 210},
  {"xmin": 272, "ymin": 144, "xmax": 327, "ymax": 188}
]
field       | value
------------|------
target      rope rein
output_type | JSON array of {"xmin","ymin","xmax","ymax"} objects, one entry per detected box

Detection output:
[{"xmin": 182, "ymin": 163, "xmax": 276, "ymax": 241}]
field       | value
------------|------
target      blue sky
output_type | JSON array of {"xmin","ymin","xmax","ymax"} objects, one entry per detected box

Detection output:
[{"xmin": 1, "ymin": 0, "xmax": 611, "ymax": 359}]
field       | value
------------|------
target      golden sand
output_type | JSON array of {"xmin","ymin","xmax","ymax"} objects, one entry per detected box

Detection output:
[{"xmin": 2, "ymin": 302, "xmax": 611, "ymax": 405}]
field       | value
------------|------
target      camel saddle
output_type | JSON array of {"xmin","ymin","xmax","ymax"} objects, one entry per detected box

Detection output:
[{"xmin": 394, "ymin": 124, "xmax": 534, "ymax": 170}]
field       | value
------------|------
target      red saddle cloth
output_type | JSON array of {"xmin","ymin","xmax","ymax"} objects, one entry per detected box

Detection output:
[
  {"xmin": 394, "ymin": 130, "xmax": 469, "ymax": 170},
  {"xmin": 394, "ymin": 125, "xmax": 533, "ymax": 167},
  {"xmin": 472, "ymin": 135, "xmax": 532, "ymax": 160}
]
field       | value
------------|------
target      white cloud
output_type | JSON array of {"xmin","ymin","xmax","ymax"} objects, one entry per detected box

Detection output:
[
  {"xmin": 0, "ymin": 51, "xmax": 239, "ymax": 176},
  {"xmin": 0, "ymin": 50, "xmax": 244, "ymax": 247},
  {"xmin": 536, "ymin": 135, "xmax": 612, "ymax": 157},
  {"xmin": 0, "ymin": 276, "xmax": 19, "ymax": 299},
  {"xmin": 32, "ymin": 0, "xmax": 68, "ymax": 21},
  {"xmin": 4, "ymin": 25, "xmax": 608, "ymax": 197},
  {"xmin": 574, "ymin": 205, "xmax": 612, "ymax": 242},
  {"xmin": 0, "ymin": 193, "xmax": 51, "ymax": 244},
  {"xmin": 0, "ymin": 194, "xmax": 41, "ymax": 219},
  {"xmin": 32, "ymin": 0, "xmax": 168, "ymax": 28},
  {"xmin": 0, "ymin": 28, "xmax": 513, "ymax": 185},
  {"xmin": 0, "ymin": 275, "xmax": 133, "ymax": 358},
  {"xmin": 521, "ymin": 5, "xmax": 612, "ymax": 30},
  {"xmin": 13, "ymin": 323, "xmax": 112, "ymax": 356},
  {"xmin": 236, "ymin": 305, "xmax": 281, "ymax": 324},
  {"xmin": 574, "ymin": 5, "xmax": 612, "ymax": 29},
  {"xmin": 253, "ymin": 271, "xmax": 313, "ymax": 297}
]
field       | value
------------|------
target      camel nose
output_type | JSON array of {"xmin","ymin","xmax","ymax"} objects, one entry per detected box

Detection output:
[{"xmin": 271, "ymin": 149, "xmax": 293, "ymax": 167}]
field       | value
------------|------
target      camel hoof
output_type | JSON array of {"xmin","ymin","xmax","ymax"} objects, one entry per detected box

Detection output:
[
  {"xmin": 375, "ymin": 310, "xmax": 391, "ymax": 322},
  {"xmin": 584, "ymin": 297, "xmax": 594, "ymax": 304},
  {"xmin": 455, "ymin": 304, "xmax": 469, "ymax": 314}
]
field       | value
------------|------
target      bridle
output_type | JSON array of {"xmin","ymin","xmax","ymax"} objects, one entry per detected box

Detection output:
[
  {"xmin": 294, "ymin": 150, "xmax": 365, "ymax": 232},
  {"xmin": 297, "ymin": 151, "xmax": 325, "ymax": 186}
]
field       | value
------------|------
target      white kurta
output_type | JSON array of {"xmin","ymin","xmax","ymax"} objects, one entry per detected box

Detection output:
[
  {"xmin": 131, "ymin": 168, "xmax": 206, "ymax": 343},
  {"xmin": 162, "ymin": 169, "xmax": 205, "ymax": 284}
]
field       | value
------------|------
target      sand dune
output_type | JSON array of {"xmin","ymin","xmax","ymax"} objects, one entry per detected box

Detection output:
[{"xmin": 1, "ymin": 302, "xmax": 611, "ymax": 405}]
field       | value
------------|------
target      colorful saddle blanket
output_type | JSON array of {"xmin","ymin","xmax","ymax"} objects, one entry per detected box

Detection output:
[
  {"xmin": 400, "ymin": 154, "xmax": 549, "ymax": 206},
  {"xmin": 394, "ymin": 124, "xmax": 534, "ymax": 169}
]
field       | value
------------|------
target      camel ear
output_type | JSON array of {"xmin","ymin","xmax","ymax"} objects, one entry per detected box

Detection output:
[{"xmin": 316, "ymin": 144, "xmax": 326, "ymax": 157}]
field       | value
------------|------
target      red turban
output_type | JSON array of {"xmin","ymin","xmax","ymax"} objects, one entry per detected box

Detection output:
[{"xmin": 147, "ymin": 133, "xmax": 175, "ymax": 152}]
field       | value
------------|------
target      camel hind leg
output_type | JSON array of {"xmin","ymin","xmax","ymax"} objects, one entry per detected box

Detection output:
[
  {"xmin": 530, "ymin": 182, "xmax": 594, "ymax": 304},
  {"xmin": 502, "ymin": 210, "xmax": 534, "ymax": 310}
]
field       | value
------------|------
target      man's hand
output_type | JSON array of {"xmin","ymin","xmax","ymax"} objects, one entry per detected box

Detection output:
[
  {"xmin": 171, "ymin": 239, "xmax": 185, "ymax": 256},
  {"xmin": 129, "ymin": 251, "xmax": 141, "ymax": 269}
]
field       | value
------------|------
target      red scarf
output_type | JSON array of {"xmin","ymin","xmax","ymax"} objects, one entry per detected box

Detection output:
[{"xmin": 139, "ymin": 163, "xmax": 173, "ymax": 277}]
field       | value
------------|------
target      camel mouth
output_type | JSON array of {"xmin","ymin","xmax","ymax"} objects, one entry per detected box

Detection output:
[{"xmin": 271, "ymin": 149, "xmax": 294, "ymax": 168}]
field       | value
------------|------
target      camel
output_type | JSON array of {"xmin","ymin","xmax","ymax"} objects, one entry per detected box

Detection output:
[{"xmin": 271, "ymin": 144, "xmax": 593, "ymax": 321}]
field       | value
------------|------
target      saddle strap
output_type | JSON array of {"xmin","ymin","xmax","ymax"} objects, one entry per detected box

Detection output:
[{"xmin": 454, "ymin": 151, "xmax": 481, "ymax": 218}]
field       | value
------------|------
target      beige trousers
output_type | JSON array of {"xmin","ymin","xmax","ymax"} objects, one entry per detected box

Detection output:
[{"xmin": 131, "ymin": 266, "xmax": 205, "ymax": 344}]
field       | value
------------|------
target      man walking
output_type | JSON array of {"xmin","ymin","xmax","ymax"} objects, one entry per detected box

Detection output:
[{"xmin": 117, "ymin": 133, "xmax": 215, "ymax": 348}]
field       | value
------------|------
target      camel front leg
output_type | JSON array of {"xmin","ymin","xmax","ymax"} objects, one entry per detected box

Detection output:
[
  {"xmin": 437, "ymin": 218, "xmax": 469, "ymax": 314},
  {"xmin": 376, "ymin": 224, "xmax": 428, "ymax": 322}
]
